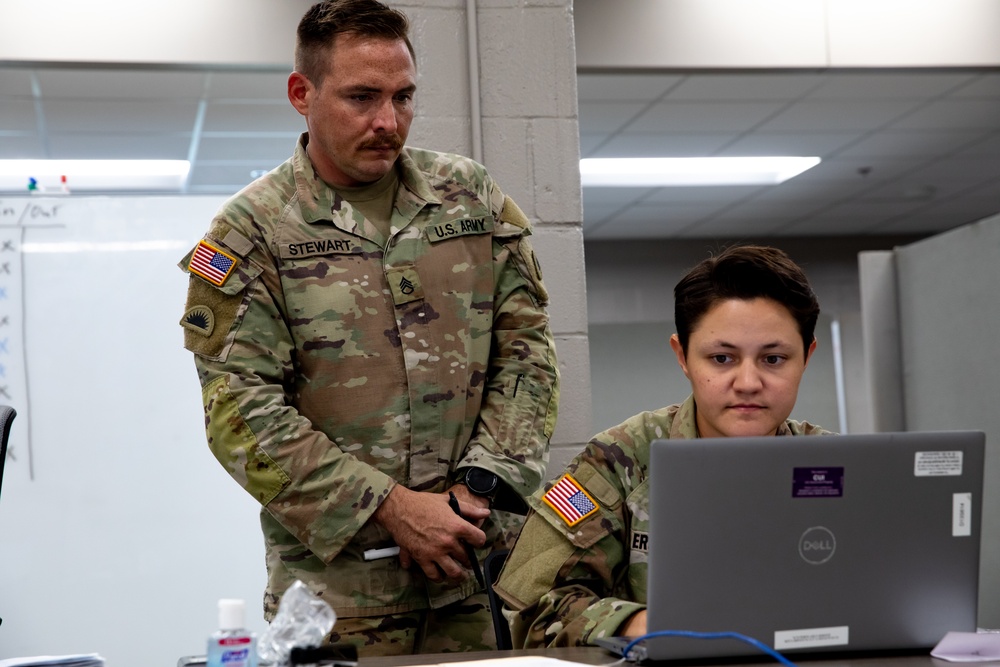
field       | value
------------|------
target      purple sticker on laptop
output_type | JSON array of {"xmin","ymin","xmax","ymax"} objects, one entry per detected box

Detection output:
[{"xmin": 793, "ymin": 467, "xmax": 844, "ymax": 498}]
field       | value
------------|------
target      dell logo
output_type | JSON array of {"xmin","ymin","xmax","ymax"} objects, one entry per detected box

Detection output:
[{"xmin": 799, "ymin": 526, "xmax": 836, "ymax": 565}]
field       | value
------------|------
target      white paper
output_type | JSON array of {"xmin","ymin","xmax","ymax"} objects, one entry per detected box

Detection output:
[
  {"xmin": 931, "ymin": 631, "xmax": 1000, "ymax": 662},
  {"xmin": 0, "ymin": 655, "xmax": 104, "ymax": 667}
]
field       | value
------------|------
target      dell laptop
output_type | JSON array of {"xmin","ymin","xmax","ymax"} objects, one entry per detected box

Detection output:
[{"xmin": 606, "ymin": 430, "xmax": 985, "ymax": 662}]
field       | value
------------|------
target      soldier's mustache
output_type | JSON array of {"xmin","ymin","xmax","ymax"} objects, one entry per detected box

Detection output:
[{"xmin": 359, "ymin": 136, "xmax": 403, "ymax": 151}]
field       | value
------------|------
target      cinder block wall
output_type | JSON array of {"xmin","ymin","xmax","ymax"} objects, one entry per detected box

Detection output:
[{"xmin": 398, "ymin": 0, "xmax": 592, "ymax": 477}]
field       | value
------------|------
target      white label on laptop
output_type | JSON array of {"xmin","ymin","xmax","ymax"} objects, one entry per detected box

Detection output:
[
  {"xmin": 953, "ymin": 493, "xmax": 972, "ymax": 536},
  {"xmin": 914, "ymin": 451, "xmax": 963, "ymax": 476},
  {"xmin": 774, "ymin": 626, "xmax": 849, "ymax": 650}
]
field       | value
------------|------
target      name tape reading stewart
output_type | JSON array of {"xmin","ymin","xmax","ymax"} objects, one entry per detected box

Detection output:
[{"xmin": 281, "ymin": 238, "xmax": 360, "ymax": 258}]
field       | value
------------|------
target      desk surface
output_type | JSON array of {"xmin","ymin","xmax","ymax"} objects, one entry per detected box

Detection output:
[{"xmin": 357, "ymin": 646, "xmax": 994, "ymax": 667}]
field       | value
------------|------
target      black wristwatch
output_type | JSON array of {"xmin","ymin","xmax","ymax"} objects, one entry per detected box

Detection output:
[{"xmin": 463, "ymin": 467, "xmax": 500, "ymax": 501}]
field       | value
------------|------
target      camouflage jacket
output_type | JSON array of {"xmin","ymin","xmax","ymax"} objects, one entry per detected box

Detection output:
[
  {"xmin": 179, "ymin": 134, "xmax": 559, "ymax": 618},
  {"xmin": 494, "ymin": 395, "xmax": 828, "ymax": 648}
]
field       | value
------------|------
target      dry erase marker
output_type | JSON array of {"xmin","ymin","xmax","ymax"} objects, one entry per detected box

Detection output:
[{"xmin": 363, "ymin": 546, "xmax": 400, "ymax": 561}]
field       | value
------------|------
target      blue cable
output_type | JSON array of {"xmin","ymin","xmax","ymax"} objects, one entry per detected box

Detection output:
[{"xmin": 621, "ymin": 630, "xmax": 799, "ymax": 667}]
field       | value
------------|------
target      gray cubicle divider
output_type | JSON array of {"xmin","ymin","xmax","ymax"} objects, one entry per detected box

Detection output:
[
  {"xmin": 0, "ymin": 196, "xmax": 268, "ymax": 665},
  {"xmin": 860, "ymin": 211, "xmax": 1000, "ymax": 629}
]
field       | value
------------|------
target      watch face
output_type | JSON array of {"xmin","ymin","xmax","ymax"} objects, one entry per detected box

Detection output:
[{"xmin": 466, "ymin": 467, "xmax": 498, "ymax": 496}]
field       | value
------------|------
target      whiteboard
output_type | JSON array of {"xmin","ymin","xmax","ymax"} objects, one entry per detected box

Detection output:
[{"xmin": 0, "ymin": 196, "xmax": 270, "ymax": 664}]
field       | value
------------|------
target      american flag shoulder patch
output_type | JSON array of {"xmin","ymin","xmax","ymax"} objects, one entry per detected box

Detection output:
[
  {"xmin": 188, "ymin": 240, "xmax": 238, "ymax": 287},
  {"xmin": 542, "ymin": 473, "xmax": 599, "ymax": 527}
]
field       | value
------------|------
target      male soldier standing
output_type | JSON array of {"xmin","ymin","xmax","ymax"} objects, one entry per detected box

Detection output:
[{"xmin": 178, "ymin": 0, "xmax": 559, "ymax": 656}]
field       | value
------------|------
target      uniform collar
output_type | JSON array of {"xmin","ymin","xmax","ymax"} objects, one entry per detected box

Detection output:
[
  {"xmin": 673, "ymin": 394, "xmax": 796, "ymax": 438},
  {"xmin": 292, "ymin": 133, "xmax": 441, "ymax": 226}
]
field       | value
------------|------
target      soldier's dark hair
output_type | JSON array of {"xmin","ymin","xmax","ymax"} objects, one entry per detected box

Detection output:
[
  {"xmin": 296, "ymin": 0, "xmax": 415, "ymax": 86},
  {"xmin": 673, "ymin": 245, "xmax": 820, "ymax": 356}
]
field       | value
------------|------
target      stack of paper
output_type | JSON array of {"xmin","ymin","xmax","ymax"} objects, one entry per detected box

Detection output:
[{"xmin": 0, "ymin": 655, "xmax": 104, "ymax": 667}]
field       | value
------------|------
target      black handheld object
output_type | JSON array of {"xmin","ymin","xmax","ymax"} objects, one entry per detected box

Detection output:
[{"xmin": 448, "ymin": 491, "xmax": 486, "ymax": 588}]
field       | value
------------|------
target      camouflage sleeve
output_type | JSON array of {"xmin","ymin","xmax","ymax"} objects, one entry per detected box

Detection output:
[
  {"xmin": 458, "ymin": 191, "xmax": 559, "ymax": 512},
  {"xmin": 494, "ymin": 460, "xmax": 643, "ymax": 647},
  {"xmin": 181, "ymin": 222, "xmax": 394, "ymax": 564}
]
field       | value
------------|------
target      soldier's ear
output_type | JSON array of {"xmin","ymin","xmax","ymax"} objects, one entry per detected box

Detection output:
[
  {"xmin": 669, "ymin": 334, "xmax": 691, "ymax": 380},
  {"xmin": 288, "ymin": 72, "xmax": 313, "ymax": 116}
]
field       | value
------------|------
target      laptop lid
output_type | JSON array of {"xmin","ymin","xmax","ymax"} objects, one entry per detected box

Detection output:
[{"xmin": 642, "ymin": 430, "xmax": 985, "ymax": 662}]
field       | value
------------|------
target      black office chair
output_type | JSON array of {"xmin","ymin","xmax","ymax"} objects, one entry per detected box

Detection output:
[
  {"xmin": 484, "ymin": 549, "xmax": 512, "ymax": 650},
  {"xmin": 0, "ymin": 405, "xmax": 15, "ymax": 504},
  {"xmin": 0, "ymin": 405, "xmax": 15, "ymax": 629}
]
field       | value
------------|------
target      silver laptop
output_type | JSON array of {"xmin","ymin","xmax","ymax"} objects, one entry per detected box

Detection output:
[{"xmin": 610, "ymin": 430, "xmax": 985, "ymax": 662}]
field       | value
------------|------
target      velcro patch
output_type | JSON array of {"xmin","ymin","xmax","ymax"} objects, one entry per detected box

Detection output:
[
  {"xmin": 280, "ymin": 237, "xmax": 360, "ymax": 258},
  {"xmin": 188, "ymin": 240, "xmax": 237, "ymax": 287},
  {"xmin": 542, "ymin": 474, "xmax": 599, "ymax": 527},
  {"xmin": 386, "ymin": 266, "xmax": 424, "ymax": 306},
  {"xmin": 427, "ymin": 217, "xmax": 493, "ymax": 243},
  {"xmin": 180, "ymin": 305, "xmax": 215, "ymax": 337}
]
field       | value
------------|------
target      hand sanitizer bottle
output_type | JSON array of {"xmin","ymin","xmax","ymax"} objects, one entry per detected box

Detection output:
[{"xmin": 206, "ymin": 599, "xmax": 257, "ymax": 667}]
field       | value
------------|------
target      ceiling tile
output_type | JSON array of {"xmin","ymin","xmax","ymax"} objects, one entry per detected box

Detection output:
[
  {"xmin": 579, "ymin": 101, "xmax": 650, "ymax": 133},
  {"xmin": 203, "ymin": 101, "xmax": 303, "ymax": 132},
  {"xmin": 875, "ymin": 198, "xmax": 1000, "ymax": 235},
  {"xmin": 43, "ymin": 99, "xmax": 199, "ymax": 132},
  {"xmin": 581, "ymin": 203, "xmax": 627, "ymax": 227},
  {"xmin": 837, "ymin": 129, "xmax": 987, "ymax": 158},
  {"xmin": 207, "ymin": 71, "xmax": 291, "ymax": 99},
  {"xmin": 776, "ymin": 195, "xmax": 956, "ymax": 236},
  {"xmin": 627, "ymin": 101, "xmax": 783, "ymax": 133},
  {"xmin": 0, "ymin": 68, "xmax": 35, "ymax": 96},
  {"xmin": 808, "ymin": 72, "xmax": 977, "ymax": 99},
  {"xmin": 577, "ymin": 73, "xmax": 682, "ymax": 102},
  {"xmin": 0, "ymin": 134, "xmax": 44, "ymax": 159},
  {"xmin": 583, "ymin": 186, "xmax": 655, "ymax": 207},
  {"xmin": 587, "ymin": 132, "xmax": 735, "ymax": 157},
  {"xmin": 677, "ymin": 215, "xmax": 793, "ymax": 239},
  {"xmin": 0, "ymin": 99, "xmax": 38, "ymax": 132},
  {"xmin": 643, "ymin": 185, "xmax": 765, "ymax": 204},
  {"xmin": 35, "ymin": 68, "xmax": 207, "ymax": 99},
  {"xmin": 758, "ymin": 100, "xmax": 916, "ymax": 132},
  {"xmin": 187, "ymin": 164, "xmax": 260, "ymax": 191},
  {"xmin": 47, "ymin": 133, "xmax": 191, "ymax": 159},
  {"xmin": 667, "ymin": 73, "xmax": 824, "ymax": 100},
  {"xmin": 888, "ymin": 99, "xmax": 1000, "ymax": 131},
  {"xmin": 951, "ymin": 72, "xmax": 1000, "ymax": 99},
  {"xmin": 196, "ymin": 135, "xmax": 297, "ymax": 161},
  {"xmin": 719, "ymin": 131, "xmax": 862, "ymax": 157},
  {"xmin": 954, "ymin": 132, "xmax": 1000, "ymax": 158},
  {"xmin": 586, "ymin": 205, "xmax": 709, "ymax": 239}
]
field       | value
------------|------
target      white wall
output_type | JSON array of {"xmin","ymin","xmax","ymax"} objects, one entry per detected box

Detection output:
[{"xmin": 575, "ymin": 0, "xmax": 1000, "ymax": 69}]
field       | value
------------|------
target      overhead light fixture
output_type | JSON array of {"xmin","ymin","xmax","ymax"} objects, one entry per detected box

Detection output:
[
  {"xmin": 0, "ymin": 160, "xmax": 191, "ymax": 193},
  {"xmin": 580, "ymin": 156, "xmax": 821, "ymax": 187}
]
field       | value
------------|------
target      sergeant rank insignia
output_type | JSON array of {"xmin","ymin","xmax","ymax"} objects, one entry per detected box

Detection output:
[
  {"xmin": 542, "ymin": 474, "xmax": 598, "ymax": 527},
  {"xmin": 188, "ymin": 240, "xmax": 237, "ymax": 286}
]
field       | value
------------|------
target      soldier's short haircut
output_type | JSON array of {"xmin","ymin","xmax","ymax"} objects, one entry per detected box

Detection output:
[
  {"xmin": 296, "ymin": 0, "xmax": 415, "ymax": 86},
  {"xmin": 673, "ymin": 244, "xmax": 820, "ymax": 356}
]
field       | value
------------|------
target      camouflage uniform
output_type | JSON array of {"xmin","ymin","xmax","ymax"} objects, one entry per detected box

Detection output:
[
  {"xmin": 179, "ymin": 134, "xmax": 559, "ymax": 652},
  {"xmin": 494, "ymin": 395, "xmax": 828, "ymax": 648}
]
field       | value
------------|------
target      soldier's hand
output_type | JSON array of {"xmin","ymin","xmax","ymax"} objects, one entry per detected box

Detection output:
[
  {"xmin": 620, "ymin": 610, "xmax": 647, "ymax": 637},
  {"xmin": 446, "ymin": 482, "xmax": 490, "ymax": 529},
  {"xmin": 373, "ymin": 486, "xmax": 488, "ymax": 582}
]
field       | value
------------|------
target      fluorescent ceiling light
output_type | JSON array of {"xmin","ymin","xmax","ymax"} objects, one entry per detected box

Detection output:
[
  {"xmin": 0, "ymin": 160, "xmax": 190, "ymax": 192},
  {"xmin": 580, "ymin": 156, "xmax": 821, "ymax": 187}
]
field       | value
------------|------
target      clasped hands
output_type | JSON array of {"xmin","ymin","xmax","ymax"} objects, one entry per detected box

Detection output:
[{"xmin": 372, "ymin": 483, "xmax": 490, "ymax": 582}]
